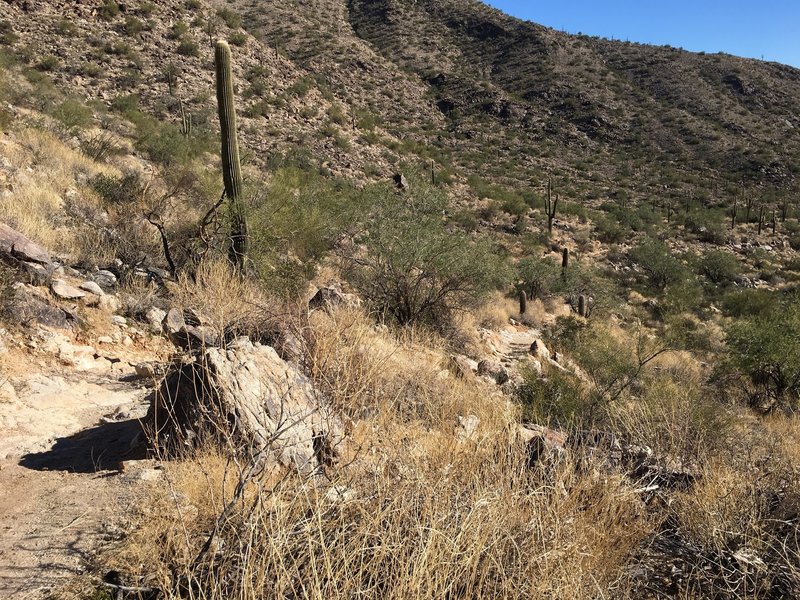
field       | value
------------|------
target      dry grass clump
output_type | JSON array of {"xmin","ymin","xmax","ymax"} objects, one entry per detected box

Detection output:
[
  {"xmin": 0, "ymin": 127, "xmax": 116, "ymax": 257},
  {"xmin": 172, "ymin": 260, "xmax": 281, "ymax": 341},
  {"xmin": 110, "ymin": 435, "xmax": 653, "ymax": 599},
  {"xmin": 304, "ymin": 306, "xmax": 513, "ymax": 432}
]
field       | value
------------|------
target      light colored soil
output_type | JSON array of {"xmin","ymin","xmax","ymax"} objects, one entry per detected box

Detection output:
[{"xmin": 0, "ymin": 358, "xmax": 153, "ymax": 599}]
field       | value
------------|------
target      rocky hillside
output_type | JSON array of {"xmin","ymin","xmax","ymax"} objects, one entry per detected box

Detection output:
[{"xmin": 2, "ymin": 0, "xmax": 800, "ymax": 206}]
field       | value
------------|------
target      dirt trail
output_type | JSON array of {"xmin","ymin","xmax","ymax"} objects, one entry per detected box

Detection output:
[{"xmin": 0, "ymin": 370, "xmax": 151, "ymax": 599}]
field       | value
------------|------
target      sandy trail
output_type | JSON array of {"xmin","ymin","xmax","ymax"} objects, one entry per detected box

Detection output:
[{"xmin": 0, "ymin": 371, "xmax": 150, "ymax": 599}]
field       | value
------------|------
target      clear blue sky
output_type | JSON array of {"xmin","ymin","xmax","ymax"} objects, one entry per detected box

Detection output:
[{"xmin": 484, "ymin": 1, "xmax": 800, "ymax": 67}]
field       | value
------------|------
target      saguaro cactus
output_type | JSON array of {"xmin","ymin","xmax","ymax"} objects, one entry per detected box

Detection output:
[
  {"xmin": 544, "ymin": 177, "xmax": 558, "ymax": 233},
  {"xmin": 215, "ymin": 40, "xmax": 248, "ymax": 272},
  {"xmin": 519, "ymin": 289, "xmax": 527, "ymax": 315},
  {"xmin": 578, "ymin": 294, "xmax": 586, "ymax": 318},
  {"xmin": 731, "ymin": 198, "xmax": 737, "ymax": 229}
]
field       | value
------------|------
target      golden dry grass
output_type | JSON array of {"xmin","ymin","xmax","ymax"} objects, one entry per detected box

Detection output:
[{"xmin": 0, "ymin": 128, "xmax": 117, "ymax": 256}]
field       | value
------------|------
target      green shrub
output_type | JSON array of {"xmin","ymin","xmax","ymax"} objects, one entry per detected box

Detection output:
[
  {"xmin": 177, "ymin": 37, "xmax": 199, "ymax": 57},
  {"xmin": 516, "ymin": 257, "xmax": 558, "ymax": 300},
  {"xmin": 216, "ymin": 7, "xmax": 241, "ymax": 29},
  {"xmin": 37, "ymin": 55, "xmax": 59, "ymax": 71},
  {"xmin": 345, "ymin": 180, "xmax": 509, "ymax": 329},
  {"xmin": 515, "ymin": 365, "xmax": 587, "ymax": 426},
  {"xmin": 169, "ymin": 21, "xmax": 188, "ymax": 40},
  {"xmin": 229, "ymin": 31, "xmax": 247, "ymax": 46},
  {"xmin": 698, "ymin": 250, "xmax": 741, "ymax": 285},
  {"xmin": 630, "ymin": 238, "xmax": 686, "ymax": 290},
  {"xmin": 122, "ymin": 15, "xmax": 145, "ymax": 35},
  {"xmin": 721, "ymin": 288, "xmax": 780, "ymax": 317},
  {"xmin": 51, "ymin": 98, "xmax": 93, "ymax": 132},
  {"xmin": 91, "ymin": 172, "xmax": 143, "ymax": 204},
  {"xmin": 0, "ymin": 20, "xmax": 18, "ymax": 45},
  {"xmin": 99, "ymin": 0, "xmax": 120, "ymax": 21},
  {"xmin": 725, "ymin": 296, "xmax": 800, "ymax": 411},
  {"xmin": 54, "ymin": 19, "xmax": 77, "ymax": 36}
]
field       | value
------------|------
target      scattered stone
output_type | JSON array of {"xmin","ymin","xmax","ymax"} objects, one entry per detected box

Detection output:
[
  {"xmin": 0, "ymin": 222, "xmax": 51, "ymax": 265},
  {"xmin": 455, "ymin": 414, "xmax": 480, "ymax": 441},
  {"xmin": 325, "ymin": 485, "xmax": 357, "ymax": 503},
  {"xmin": 145, "ymin": 306, "xmax": 167, "ymax": 334},
  {"xmin": 7, "ymin": 284, "xmax": 78, "ymax": 330},
  {"xmin": 477, "ymin": 359, "xmax": 509, "ymax": 384},
  {"xmin": 51, "ymin": 279, "xmax": 86, "ymax": 300},
  {"xmin": 98, "ymin": 294, "xmax": 121, "ymax": 312},
  {"xmin": 134, "ymin": 361, "xmax": 167, "ymax": 381},
  {"xmin": 308, "ymin": 285, "xmax": 361, "ymax": 311},
  {"xmin": 530, "ymin": 340, "xmax": 550, "ymax": 361},
  {"xmin": 92, "ymin": 269, "xmax": 117, "ymax": 290},
  {"xmin": 145, "ymin": 337, "xmax": 342, "ymax": 474},
  {"xmin": 111, "ymin": 315, "xmax": 127, "ymax": 327},
  {"xmin": 392, "ymin": 173, "xmax": 409, "ymax": 190},
  {"xmin": 448, "ymin": 355, "xmax": 478, "ymax": 380},
  {"xmin": 161, "ymin": 307, "xmax": 185, "ymax": 335},
  {"xmin": 97, "ymin": 336, "xmax": 114, "ymax": 344},
  {"xmin": 78, "ymin": 281, "xmax": 105, "ymax": 296}
]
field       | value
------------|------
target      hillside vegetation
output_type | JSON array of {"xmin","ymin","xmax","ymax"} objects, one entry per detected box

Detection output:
[{"xmin": 0, "ymin": 0, "xmax": 799, "ymax": 599}]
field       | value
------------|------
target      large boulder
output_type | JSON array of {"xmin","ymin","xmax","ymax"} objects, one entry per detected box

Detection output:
[
  {"xmin": 0, "ymin": 223, "xmax": 51, "ymax": 265},
  {"xmin": 145, "ymin": 338, "xmax": 342, "ymax": 474}
]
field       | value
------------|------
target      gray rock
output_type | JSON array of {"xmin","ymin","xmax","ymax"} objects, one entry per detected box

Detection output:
[
  {"xmin": 168, "ymin": 325, "xmax": 219, "ymax": 350},
  {"xmin": 455, "ymin": 414, "xmax": 480, "ymax": 441},
  {"xmin": 145, "ymin": 306, "xmax": 167, "ymax": 334},
  {"xmin": 92, "ymin": 269, "xmax": 117, "ymax": 290},
  {"xmin": 308, "ymin": 286, "xmax": 361, "ymax": 311},
  {"xmin": 51, "ymin": 279, "xmax": 86, "ymax": 300},
  {"xmin": 145, "ymin": 338, "xmax": 342, "ymax": 474},
  {"xmin": 6, "ymin": 285, "xmax": 78, "ymax": 330},
  {"xmin": 161, "ymin": 307, "xmax": 185, "ymax": 335},
  {"xmin": 79, "ymin": 281, "xmax": 105, "ymax": 296},
  {"xmin": 111, "ymin": 315, "xmax": 127, "ymax": 327},
  {"xmin": 477, "ymin": 359, "xmax": 509, "ymax": 384},
  {"xmin": 0, "ymin": 223, "xmax": 51, "ymax": 265}
]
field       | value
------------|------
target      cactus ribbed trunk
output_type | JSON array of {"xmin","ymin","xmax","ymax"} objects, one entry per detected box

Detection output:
[
  {"xmin": 578, "ymin": 294, "xmax": 586, "ymax": 318},
  {"xmin": 519, "ymin": 289, "xmax": 527, "ymax": 315},
  {"xmin": 215, "ymin": 40, "xmax": 248, "ymax": 272}
]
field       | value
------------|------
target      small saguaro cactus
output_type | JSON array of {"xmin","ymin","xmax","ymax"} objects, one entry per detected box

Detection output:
[
  {"xmin": 519, "ymin": 289, "xmax": 527, "ymax": 315},
  {"xmin": 578, "ymin": 294, "xmax": 587, "ymax": 318},
  {"xmin": 215, "ymin": 39, "xmax": 249, "ymax": 272},
  {"xmin": 544, "ymin": 177, "xmax": 558, "ymax": 233},
  {"xmin": 772, "ymin": 207, "xmax": 777, "ymax": 235},
  {"xmin": 757, "ymin": 205, "xmax": 765, "ymax": 235},
  {"xmin": 561, "ymin": 247, "xmax": 569, "ymax": 271},
  {"xmin": 731, "ymin": 198, "xmax": 738, "ymax": 229}
]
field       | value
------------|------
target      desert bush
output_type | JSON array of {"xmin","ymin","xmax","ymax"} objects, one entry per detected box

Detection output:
[
  {"xmin": 698, "ymin": 249, "xmax": 741, "ymax": 285},
  {"xmin": 725, "ymin": 295, "xmax": 800, "ymax": 411},
  {"xmin": 0, "ymin": 20, "xmax": 18, "ymax": 45},
  {"xmin": 216, "ymin": 7, "xmax": 241, "ymax": 29},
  {"xmin": 228, "ymin": 31, "xmax": 247, "ymax": 46},
  {"xmin": 177, "ymin": 37, "xmax": 200, "ymax": 57},
  {"xmin": 51, "ymin": 98, "xmax": 93, "ymax": 133},
  {"xmin": 345, "ymin": 182, "xmax": 508, "ymax": 329},
  {"xmin": 248, "ymin": 168, "xmax": 360, "ymax": 296},
  {"xmin": 515, "ymin": 256, "xmax": 559, "ymax": 300},
  {"xmin": 516, "ymin": 363, "xmax": 587, "ymax": 426},
  {"xmin": 721, "ymin": 287, "xmax": 780, "ymax": 317},
  {"xmin": 91, "ymin": 171, "xmax": 143, "ymax": 205},
  {"xmin": 630, "ymin": 238, "xmax": 686, "ymax": 290},
  {"xmin": 99, "ymin": 0, "xmax": 120, "ymax": 21}
]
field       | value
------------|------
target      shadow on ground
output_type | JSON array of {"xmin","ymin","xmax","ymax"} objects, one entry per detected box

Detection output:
[{"xmin": 19, "ymin": 419, "xmax": 147, "ymax": 473}]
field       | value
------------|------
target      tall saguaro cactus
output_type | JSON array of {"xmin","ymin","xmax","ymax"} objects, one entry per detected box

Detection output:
[{"xmin": 214, "ymin": 40, "xmax": 248, "ymax": 272}]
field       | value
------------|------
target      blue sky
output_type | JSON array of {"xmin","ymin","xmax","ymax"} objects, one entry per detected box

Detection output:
[{"xmin": 484, "ymin": 1, "xmax": 800, "ymax": 67}]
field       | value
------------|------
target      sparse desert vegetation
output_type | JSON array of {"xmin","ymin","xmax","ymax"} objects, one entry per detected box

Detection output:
[{"xmin": 0, "ymin": 0, "xmax": 799, "ymax": 599}]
